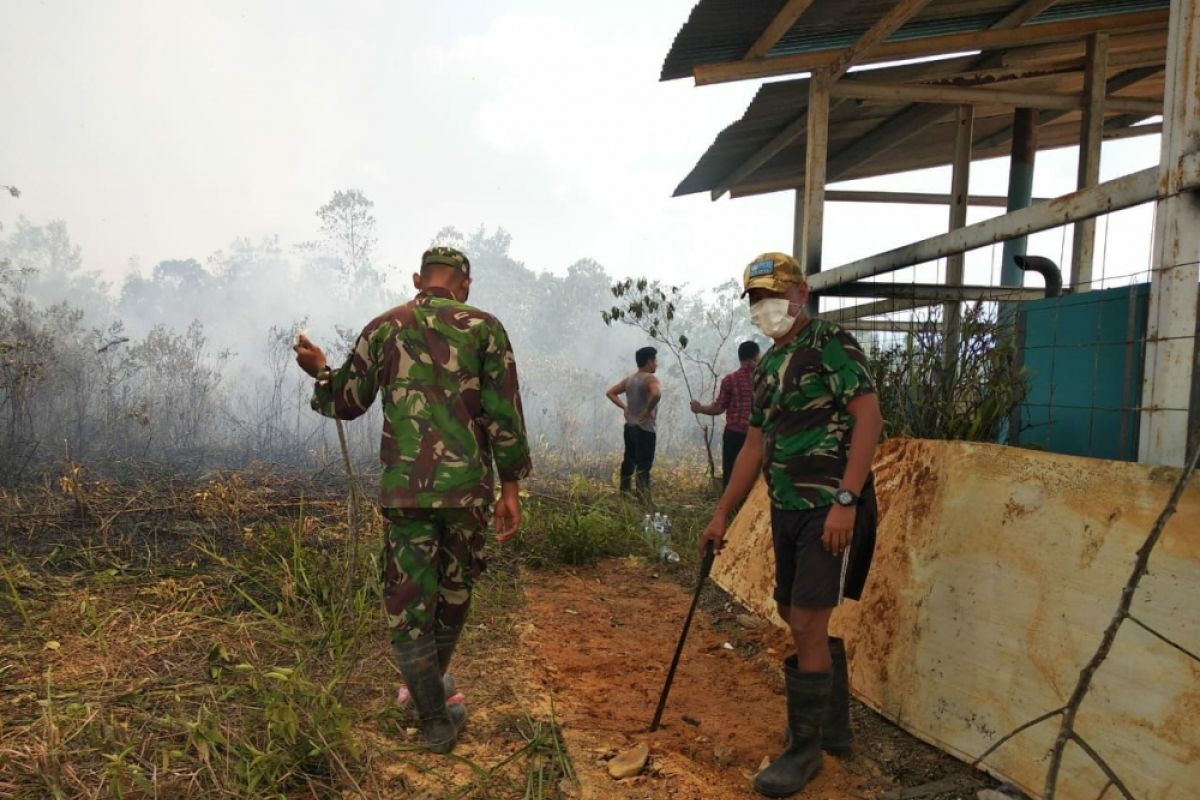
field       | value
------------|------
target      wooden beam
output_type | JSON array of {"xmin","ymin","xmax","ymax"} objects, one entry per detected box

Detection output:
[
  {"xmin": 806, "ymin": 154, "xmax": 1200, "ymax": 292},
  {"xmin": 992, "ymin": 0, "xmax": 1060, "ymax": 29},
  {"xmin": 825, "ymin": 190, "xmax": 1045, "ymax": 207},
  {"xmin": 1139, "ymin": 0, "xmax": 1200, "ymax": 467},
  {"xmin": 1069, "ymin": 33, "xmax": 1108, "ymax": 292},
  {"xmin": 945, "ymin": 105, "xmax": 974, "ymax": 367},
  {"xmin": 830, "ymin": 79, "xmax": 1160, "ymax": 115},
  {"xmin": 745, "ymin": 0, "xmax": 819, "ymax": 60},
  {"xmin": 712, "ymin": 111, "xmax": 807, "ymax": 201},
  {"xmin": 973, "ymin": 64, "xmax": 1162, "ymax": 149},
  {"xmin": 822, "ymin": 283, "xmax": 1044, "ymax": 302},
  {"xmin": 823, "ymin": 297, "xmax": 930, "ymax": 323},
  {"xmin": 802, "ymin": 68, "xmax": 830, "ymax": 314},
  {"xmin": 838, "ymin": 319, "xmax": 943, "ymax": 334},
  {"xmin": 693, "ymin": 11, "xmax": 1169, "ymax": 86},
  {"xmin": 828, "ymin": 0, "xmax": 935, "ymax": 80},
  {"xmin": 727, "ymin": 121, "xmax": 1162, "ymax": 198}
]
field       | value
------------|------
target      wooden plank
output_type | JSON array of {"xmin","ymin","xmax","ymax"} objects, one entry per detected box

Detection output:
[
  {"xmin": 973, "ymin": 65, "xmax": 1162, "ymax": 149},
  {"xmin": 692, "ymin": 11, "xmax": 1169, "ymax": 86},
  {"xmin": 1139, "ymin": 0, "xmax": 1200, "ymax": 467},
  {"xmin": 801, "ymin": 68, "xmax": 830, "ymax": 314},
  {"xmin": 1069, "ymin": 33, "xmax": 1108, "ymax": 292},
  {"xmin": 727, "ymin": 122, "xmax": 1164, "ymax": 198},
  {"xmin": 825, "ymin": 190, "xmax": 1042, "ymax": 207},
  {"xmin": 945, "ymin": 105, "xmax": 973, "ymax": 367},
  {"xmin": 827, "ymin": 0, "xmax": 935, "ymax": 80},
  {"xmin": 821, "ymin": 283, "xmax": 1044, "ymax": 302},
  {"xmin": 822, "ymin": 297, "xmax": 930, "ymax": 323},
  {"xmin": 744, "ymin": 0, "xmax": 818, "ymax": 60},
  {"xmin": 806, "ymin": 155, "xmax": 1200, "ymax": 292},
  {"xmin": 830, "ymin": 79, "xmax": 1159, "ymax": 115},
  {"xmin": 712, "ymin": 110, "xmax": 808, "ymax": 201},
  {"xmin": 712, "ymin": 439, "xmax": 1200, "ymax": 800}
]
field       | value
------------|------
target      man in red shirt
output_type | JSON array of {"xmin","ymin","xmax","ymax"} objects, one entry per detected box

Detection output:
[{"xmin": 691, "ymin": 340, "xmax": 760, "ymax": 487}]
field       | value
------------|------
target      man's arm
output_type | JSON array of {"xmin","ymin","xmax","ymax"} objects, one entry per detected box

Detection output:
[
  {"xmin": 692, "ymin": 375, "xmax": 731, "ymax": 416},
  {"xmin": 821, "ymin": 392, "xmax": 882, "ymax": 556},
  {"xmin": 296, "ymin": 330, "xmax": 380, "ymax": 421},
  {"xmin": 480, "ymin": 320, "xmax": 533, "ymax": 543},
  {"xmin": 840, "ymin": 393, "xmax": 882, "ymax": 495},
  {"xmin": 605, "ymin": 378, "xmax": 628, "ymax": 411},
  {"xmin": 697, "ymin": 426, "xmax": 763, "ymax": 553}
]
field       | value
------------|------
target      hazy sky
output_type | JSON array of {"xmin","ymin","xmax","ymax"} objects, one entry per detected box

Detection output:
[{"xmin": 0, "ymin": 0, "xmax": 1162, "ymax": 300}]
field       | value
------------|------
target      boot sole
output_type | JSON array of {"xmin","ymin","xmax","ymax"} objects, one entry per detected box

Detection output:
[{"xmin": 753, "ymin": 758, "xmax": 822, "ymax": 797}]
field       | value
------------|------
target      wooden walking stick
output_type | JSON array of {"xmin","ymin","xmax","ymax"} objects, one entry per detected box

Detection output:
[{"xmin": 649, "ymin": 542, "xmax": 715, "ymax": 732}]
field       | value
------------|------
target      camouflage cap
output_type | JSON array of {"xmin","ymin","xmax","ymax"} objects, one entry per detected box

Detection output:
[
  {"xmin": 422, "ymin": 246, "xmax": 471, "ymax": 276},
  {"xmin": 741, "ymin": 251, "xmax": 804, "ymax": 297}
]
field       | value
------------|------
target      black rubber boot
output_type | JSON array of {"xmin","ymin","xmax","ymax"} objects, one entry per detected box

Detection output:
[
  {"xmin": 392, "ymin": 636, "xmax": 467, "ymax": 754},
  {"xmin": 434, "ymin": 626, "xmax": 461, "ymax": 677},
  {"xmin": 822, "ymin": 637, "xmax": 852, "ymax": 757},
  {"xmin": 754, "ymin": 658, "xmax": 830, "ymax": 798}
]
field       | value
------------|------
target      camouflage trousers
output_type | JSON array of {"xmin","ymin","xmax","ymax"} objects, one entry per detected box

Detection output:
[{"xmin": 380, "ymin": 506, "xmax": 489, "ymax": 645}]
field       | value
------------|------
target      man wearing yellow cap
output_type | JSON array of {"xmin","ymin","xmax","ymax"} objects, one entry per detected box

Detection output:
[{"xmin": 698, "ymin": 252, "xmax": 882, "ymax": 797}]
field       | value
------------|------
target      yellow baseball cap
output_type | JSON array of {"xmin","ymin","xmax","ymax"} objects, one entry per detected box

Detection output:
[{"xmin": 741, "ymin": 252, "xmax": 805, "ymax": 297}]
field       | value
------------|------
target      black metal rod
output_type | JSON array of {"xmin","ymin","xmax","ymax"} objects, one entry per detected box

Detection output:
[{"xmin": 649, "ymin": 542, "xmax": 715, "ymax": 732}]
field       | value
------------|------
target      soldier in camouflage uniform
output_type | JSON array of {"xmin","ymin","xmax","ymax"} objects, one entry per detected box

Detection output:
[
  {"xmin": 698, "ymin": 252, "xmax": 882, "ymax": 798},
  {"xmin": 294, "ymin": 246, "xmax": 531, "ymax": 754}
]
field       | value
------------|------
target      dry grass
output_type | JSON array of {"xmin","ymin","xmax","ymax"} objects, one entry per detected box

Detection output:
[{"xmin": 0, "ymin": 468, "xmax": 584, "ymax": 799}]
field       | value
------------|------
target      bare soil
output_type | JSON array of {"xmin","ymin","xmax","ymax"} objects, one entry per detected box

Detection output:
[{"xmin": 520, "ymin": 558, "xmax": 995, "ymax": 800}]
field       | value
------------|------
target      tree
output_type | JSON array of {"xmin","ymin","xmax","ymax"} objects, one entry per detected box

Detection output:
[{"xmin": 313, "ymin": 189, "xmax": 381, "ymax": 296}]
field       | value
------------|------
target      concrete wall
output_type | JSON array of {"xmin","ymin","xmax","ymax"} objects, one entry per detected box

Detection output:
[{"xmin": 713, "ymin": 438, "xmax": 1200, "ymax": 800}]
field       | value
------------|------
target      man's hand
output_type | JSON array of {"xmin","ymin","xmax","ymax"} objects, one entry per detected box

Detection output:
[
  {"xmin": 698, "ymin": 512, "xmax": 728, "ymax": 554},
  {"xmin": 494, "ymin": 482, "xmax": 521, "ymax": 544},
  {"xmin": 822, "ymin": 504, "xmax": 855, "ymax": 557},
  {"xmin": 293, "ymin": 333, "xmax": 327, "ymax": 378},
  {"xmin": 689, "ymin": 399, "xmax": 702, "ymax": 414}
]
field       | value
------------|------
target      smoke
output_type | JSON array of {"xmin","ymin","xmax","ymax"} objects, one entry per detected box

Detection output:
[{"xmin": 0, "ymin": 198, "xmax": 759, "ymax": 484}]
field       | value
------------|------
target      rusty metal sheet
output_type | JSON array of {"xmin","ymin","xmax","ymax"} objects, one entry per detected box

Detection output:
[{"xmin": 712, "ymin": 438, "xmax": 1200, "ymax": 800}]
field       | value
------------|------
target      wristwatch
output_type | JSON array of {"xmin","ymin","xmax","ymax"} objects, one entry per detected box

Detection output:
[
  {"xmin": 834, "ymin": 488, "xmax": 859, "ymax": 507},
  {"xmin": 314, "ymin": 365, "xmax": 333, "ymax": 388}
]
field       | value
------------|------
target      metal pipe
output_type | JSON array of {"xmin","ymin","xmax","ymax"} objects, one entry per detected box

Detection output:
[{"xmin": 1013, "ymin": 255, "xmax": 1064, "ymax": 298}]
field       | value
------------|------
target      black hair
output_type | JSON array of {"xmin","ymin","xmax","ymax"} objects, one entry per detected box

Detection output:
[
  {"xmin": 635, "ymin": 346, "xmax": 657, "ymax": 368},
  {"xmin": 737, "ymin": 341, "xmax": 761, "ymax": 362}
]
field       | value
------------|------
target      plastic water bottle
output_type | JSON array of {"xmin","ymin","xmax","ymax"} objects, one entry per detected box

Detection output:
[{"xmin": 657, "ymin": 513, "xmax": 680, "ymax": 564}]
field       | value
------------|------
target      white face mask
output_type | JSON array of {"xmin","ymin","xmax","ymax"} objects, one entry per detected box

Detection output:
[{"xmin": 749, "ymin": 298, "xmax": 799, "ymax": 338}]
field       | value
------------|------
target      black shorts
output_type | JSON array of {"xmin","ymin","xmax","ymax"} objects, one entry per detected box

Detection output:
[{"xmin": 771, "ymin": 480, "xmax": 877, "ymax": 610}]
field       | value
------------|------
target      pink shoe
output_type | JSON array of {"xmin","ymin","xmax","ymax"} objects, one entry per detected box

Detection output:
[{"xmin": 397, "ymin": 675, "xmax": 463, "ymax": 708}]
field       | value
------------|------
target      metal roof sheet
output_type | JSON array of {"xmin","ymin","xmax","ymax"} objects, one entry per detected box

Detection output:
[{"xmin": 662, "ymin": 0, "xmax": 1169, "ymax": 81}]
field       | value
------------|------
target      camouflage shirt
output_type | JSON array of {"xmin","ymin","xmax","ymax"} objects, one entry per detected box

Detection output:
[
  {"xmin": 311, "ymin": 288, "xmax": 532, "ymax": 509},
  {"xmin": 749, "ymin": 318, "xmax": 875, "ymax": 511}
]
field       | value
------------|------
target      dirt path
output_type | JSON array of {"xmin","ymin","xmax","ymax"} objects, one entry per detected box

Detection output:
[{"xmin": 522, "ymin": 558, "xmax": 883, "ymax": 800}]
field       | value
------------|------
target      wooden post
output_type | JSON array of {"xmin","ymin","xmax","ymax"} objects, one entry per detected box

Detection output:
[
  {"xmin": 1139, "ymin": 0, "xmax": 1200, "ymax": 467},
  {"xmin": 792, "ymin": 188, "xmax": 804, "ymax": 266},
  {"xmin": 802, "ymin": 68, "xmax": 830, "ymax": 315},
  {"xmin": 1070, "ymin": 33, "xmax": 1109, "ymax": 292},
  {"xmin": 945, "ymin": 105, "xmax": 973, "ymax": 368}
]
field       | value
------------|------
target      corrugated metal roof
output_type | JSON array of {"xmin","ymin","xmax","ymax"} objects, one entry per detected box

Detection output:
[
  {"xmin": 662, "ymin": 0, "xmax": 1169, "ymax": 81},
  {"xmin": 673, "ymin": 57, "xmax": 1165, "ymax": 197}
]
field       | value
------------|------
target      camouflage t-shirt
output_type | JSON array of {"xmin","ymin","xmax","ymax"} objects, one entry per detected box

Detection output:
[
  {"xmin": 749, "ymin": 319, "xmax": 875, "ymax": 511},
  {"xmin": 311, "ymin": 288, "xmax": 532, "ymax": 509}
]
